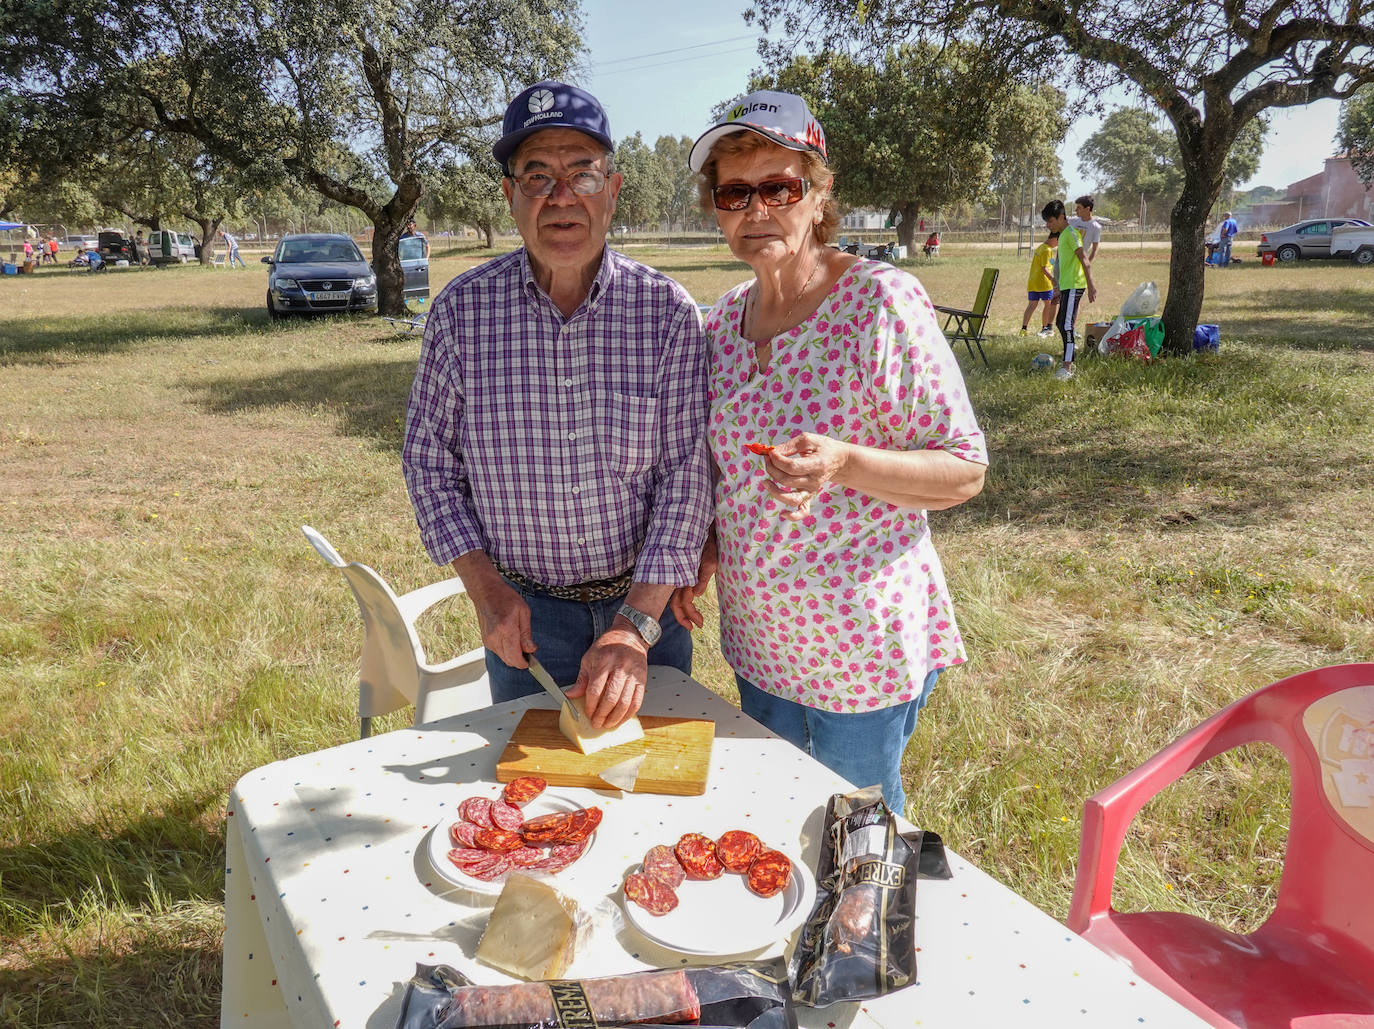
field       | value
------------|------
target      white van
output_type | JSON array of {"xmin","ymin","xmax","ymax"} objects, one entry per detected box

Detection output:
[{"xmin": 147, "ymin": 230, "xmax": 197, "ymax": 264}]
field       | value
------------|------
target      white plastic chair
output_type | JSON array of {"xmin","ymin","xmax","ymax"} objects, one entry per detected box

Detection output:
[{"xmin": 302, "ymin": 525, "xmax": 491, "ymax": 738}]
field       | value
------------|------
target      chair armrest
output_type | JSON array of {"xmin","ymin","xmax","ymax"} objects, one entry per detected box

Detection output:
[
  {"xmin": 932, "ymin": 304, "xmax": 973, "ymax": 317},
  {"xmin": 396, "ymin": 577, "xmax": 470, "ymax": 622},
  {"xmin": 1068, "ymin": 699, "xmax": 1267, "ymax": 932},
  {"xmin": 428, "ymin": 645, "xmax": 487, "ymax": 675}
]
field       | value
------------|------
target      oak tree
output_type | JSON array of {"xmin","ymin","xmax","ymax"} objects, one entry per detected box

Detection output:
[{"xmin": 748, "ymin": 0, "xmax": 1374, "ymax": 353}]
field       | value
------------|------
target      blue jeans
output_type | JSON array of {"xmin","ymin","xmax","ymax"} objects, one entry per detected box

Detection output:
[
  {"xmin": 228, "ymin": 247, "xmax": 246, "ymax": 268},
  {"xmin": 485, "ymin": 584, "xmax": 692, "ymax": 701},
  {"xmin": 736, "ymin": 670, "xmax": 941, "ymax": 818}
]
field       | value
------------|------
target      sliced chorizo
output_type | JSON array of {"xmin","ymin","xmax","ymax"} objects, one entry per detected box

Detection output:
[
  {"xmin": 714, "ymin": 830, "xmax": 763, "ymax": 873},
  {"xmin": 746, "ymin": 849, "xmax": 792, "ymax": 897},
  {"xmin": 501, "ymin": 776, "xmax": 547, "ymax": 807},
  {"xmin": 519, "ymin": 811, "xmax": 574, "ymax": 844},
  {"xmin": 475, "ymin": 828, "xmax": 525, "ymax": 852},
  {"xmin": 675, "ymin": 832, "xmax": 724, "ymax": 880}
]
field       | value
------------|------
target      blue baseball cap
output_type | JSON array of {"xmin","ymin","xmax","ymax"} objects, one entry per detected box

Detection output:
[{"xmin": 493, "ymin": 81, "xmax": 615, "ymax": 172}]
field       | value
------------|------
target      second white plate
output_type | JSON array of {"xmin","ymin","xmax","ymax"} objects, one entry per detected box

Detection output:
[{"xmin": 622, "ymin": 854, "xmax": 816, "ymax": 955}]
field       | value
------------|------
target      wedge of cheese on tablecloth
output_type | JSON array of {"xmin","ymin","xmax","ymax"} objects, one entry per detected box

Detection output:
[
  {"xmin": 476, "ymin": 874, "xmax": 585, "ymax": 980},
  {"xmin": 558, "ymin": 695, "xmax": 644, "ymax": 755}
]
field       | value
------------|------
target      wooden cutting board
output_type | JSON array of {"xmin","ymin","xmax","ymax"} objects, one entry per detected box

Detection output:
[{"xmin": 495, "ymin": 710, "xmax": 715, "ymax": 796}]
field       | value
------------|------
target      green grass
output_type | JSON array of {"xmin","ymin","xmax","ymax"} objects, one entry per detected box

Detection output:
[{"xmin": 2, "ymin": 244, "xmax": 1373, "ymax": 1025}]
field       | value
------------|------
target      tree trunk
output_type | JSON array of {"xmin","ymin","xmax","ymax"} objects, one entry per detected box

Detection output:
[
  {"xmin": 191, "ymin": 216, "xmax": 223, "ymax": 264},
  {"xmin": 1160, "ymin": 152, "xmax": 1226, "ymax": 356},
  {"xmin": 480, "ymin": 220, "xmax": 494, "ymax": 248},
  {"xmin": 892, "ymin": 202, "xmax": 920, "ymax": 250}
]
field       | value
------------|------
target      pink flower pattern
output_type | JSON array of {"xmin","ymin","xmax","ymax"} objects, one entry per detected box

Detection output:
[{"xmin": 704, "ymin": 260, "xmax": 988, "ymax": 713}]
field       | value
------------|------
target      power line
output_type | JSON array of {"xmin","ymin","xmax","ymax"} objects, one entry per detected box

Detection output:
[
  {"xmin": 591, "ymin": 33, "xmax": 758, "ymax": 70},
  {"xmin": 591, "ymin": 44, "xmax": 760, "ymax": 79}
]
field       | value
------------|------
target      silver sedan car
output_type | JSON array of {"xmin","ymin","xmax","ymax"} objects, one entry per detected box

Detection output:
[{"xmin": 1257, "ymin": 218, "xmax": 1372, "ymax": 262}]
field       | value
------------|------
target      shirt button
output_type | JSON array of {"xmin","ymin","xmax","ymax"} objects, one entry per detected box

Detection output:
[
  {"xmin": 576, "ymin": 537, "xmax": 585, "ymax": 545},
  {"xmin": 567, "ymin": 432, "xmax": 576, "ymax": 441},
  {"xmin": 571, "ymin": 486, "xmax": 580, "ymax": 495},
  {"xmin": 563, "ymin": 378, "xmax": 573, "ymax": 387}
]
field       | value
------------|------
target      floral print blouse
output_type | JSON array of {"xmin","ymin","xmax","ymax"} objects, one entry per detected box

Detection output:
[{"xmin": 704, "ymin": 259, "xmax": 988, "ymax": 712}]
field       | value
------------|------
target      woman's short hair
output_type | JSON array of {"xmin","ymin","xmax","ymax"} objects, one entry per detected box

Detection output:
[{"xmin": 696, "ymin": 131, "xmax": 838, "ymax": 245}]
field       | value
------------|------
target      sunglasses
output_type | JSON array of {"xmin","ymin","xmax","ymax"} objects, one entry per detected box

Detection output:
[{"xmin": 711, "ymin": 177, "xmax": 811, "ymax": 212}]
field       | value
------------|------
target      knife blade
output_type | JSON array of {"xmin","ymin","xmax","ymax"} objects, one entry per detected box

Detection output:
[{"xmin": 525, "ymin": 654, "xmax": 588, "ymax": 727}]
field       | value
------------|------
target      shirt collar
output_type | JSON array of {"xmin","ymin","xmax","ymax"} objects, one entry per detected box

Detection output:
[{"xmin": 519, "ymin": 244, "xmax": 615, "ymax": 312}]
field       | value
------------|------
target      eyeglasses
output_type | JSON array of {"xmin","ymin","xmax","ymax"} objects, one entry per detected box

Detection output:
[
  {"xmin": 511, "ymin": 168, "xmax": 607, "ymax": 199},
  {"xmin": 711, "ymin": 177, "xmax": 810, "ymax": 212}
]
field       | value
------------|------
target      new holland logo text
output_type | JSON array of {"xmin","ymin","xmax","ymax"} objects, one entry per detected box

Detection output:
[
  {"xmin": 730, "ymin": 100, "xmax": 779, "ymax": 120},
  {"xmin": 547, "ymin": 981, "xmax": 598, "ymax": 1028},
  {"xmin": 851, "ymin": 859, "xmax": 906, "ymax": 889}
]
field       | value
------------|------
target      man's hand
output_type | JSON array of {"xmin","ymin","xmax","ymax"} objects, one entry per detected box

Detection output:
[
  {"xmin": 451, "ymin": 553, "xmax": 533, "ymax": 669},
  {"xmin": 567, "ymin": 627, "xmax": 648, "ymax": 728},
  {"xmin": 670, "ymin": 532, "xmax": 718, "ymax": 630}
]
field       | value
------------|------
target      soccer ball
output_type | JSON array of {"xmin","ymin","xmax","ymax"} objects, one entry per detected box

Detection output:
[{"xmin": 1031, "ymin": 353, "xmax": 1054, "ymax": 371}]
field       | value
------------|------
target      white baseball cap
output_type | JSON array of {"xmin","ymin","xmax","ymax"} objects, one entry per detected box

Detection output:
[{"xmin": 688, "ymin": 90, "xmax": 829, "ymax": 173}]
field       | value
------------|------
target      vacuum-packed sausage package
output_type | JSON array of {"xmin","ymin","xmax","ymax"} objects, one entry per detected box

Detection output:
[
  {"xmin": 789, "ymin": 786, "xmax": 949, "ymax": 1007},
  {"xmin": 394, "ymin": 959, "xmax": 798, "ymax": 1029}
]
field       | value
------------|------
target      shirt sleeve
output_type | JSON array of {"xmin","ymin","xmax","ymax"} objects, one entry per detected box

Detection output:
[
  {"xmin": 401, "ymin": 289, "xmax": 488, "ymax": 567},
  {"xmin": 865, "ymin": 270, "xmax": 988, "ymax": 466},
  {"xmin": 633, "ymin": 294, "xmax": 713, "ymax": 586}
]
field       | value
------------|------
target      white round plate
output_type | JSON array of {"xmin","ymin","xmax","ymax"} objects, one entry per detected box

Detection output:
[
  {"xmin": 427, "ymin": 792, "xmax": 594, "ymax": 894},
  {"xmin": 621, "ymin": 855, "xmax": 816, "ymax": 955}
]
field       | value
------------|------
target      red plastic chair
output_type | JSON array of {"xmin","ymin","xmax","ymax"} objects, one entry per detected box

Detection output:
[{"xmin": 1068, "ymin": 663, "xmax": 1374, "ymax": 1028}]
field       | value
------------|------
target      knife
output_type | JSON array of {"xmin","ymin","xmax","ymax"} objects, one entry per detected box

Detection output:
[{"xmin": 525, "ymin": 654, "xmax": 590, "ymax": 728}]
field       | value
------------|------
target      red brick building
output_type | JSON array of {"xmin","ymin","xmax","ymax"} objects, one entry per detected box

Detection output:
[{"xmin": 1250, "ymin": 157, "xmax": 1374, "ymax": 226}]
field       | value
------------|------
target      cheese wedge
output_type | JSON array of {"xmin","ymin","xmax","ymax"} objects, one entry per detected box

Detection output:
[
  {"xmin": 558, "ymin": 694, "xmax": 645, "ymax": 755},
  {"xmin": 476, "ymin": 874, "xmax": 583, "ymax": 980}
]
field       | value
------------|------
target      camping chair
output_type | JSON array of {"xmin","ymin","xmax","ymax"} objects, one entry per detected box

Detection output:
[
  {"xmin": 302, "ymin": 525, "xmax": 491, "ymax": 738},
  {"xmin": 934, "ymin": 267, "xmax": 997, "ymax": 367},
  {"xmin": 1068, "ymin": 662, "xmax": 1374, "ymax": 1028}
]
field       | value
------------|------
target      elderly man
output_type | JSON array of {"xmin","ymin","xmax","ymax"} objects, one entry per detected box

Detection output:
[{"xmin": 402, "ymin": 81, "xmax": 711, "ymax": 729}]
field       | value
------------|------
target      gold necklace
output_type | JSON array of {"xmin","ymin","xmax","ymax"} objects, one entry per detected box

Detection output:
[{"xmin": 746, "ymin": 251, "xmax": 822, "ymax": 346}]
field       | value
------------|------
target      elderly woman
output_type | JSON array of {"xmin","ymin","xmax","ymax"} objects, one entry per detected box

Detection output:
[{"xmin": 671, "ymin": 91, "xmax": 988, "ymax": 816}]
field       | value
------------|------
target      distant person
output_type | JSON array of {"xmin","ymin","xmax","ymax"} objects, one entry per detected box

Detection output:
[
  {"xmin": 22, "ymin": 238, "xmax": 34, "ymax": 266},
  {"xmin": 133, "ymin": 230, "xmax": 150, "ymax": 268},
  {"xmin": 1021, "ymin": 229, "xmax": 1059, "ymax": 337},
  {"xmin": 1219, "ymin": 211, "xmax": 1239, "ymax": 266},
  {"xmin": 922, "ymin": 230, "xmax": 940, "ymax": 258},
  {"xmin": 400, "ymin": 218, "xmax": 430, "ymax": 258},
  {"xmin": 1068, "ymin": 195, "xmax": 1102, "ymax": 263},
  {"xmin": 1042, "ymin": 199, "xmax": 1097, "ymax": 380},
  {"xmin": 220, "ymin": 229, "xmax": 246, "ymax": 268},
  {"xmin": 40, "ymin": 236, "xmax": 57, "ymax": 265}
]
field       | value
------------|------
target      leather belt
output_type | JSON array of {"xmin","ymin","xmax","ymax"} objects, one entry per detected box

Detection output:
[{"xmin": 495, "ymin": 562, "xmax": 634, "ymax": 603}]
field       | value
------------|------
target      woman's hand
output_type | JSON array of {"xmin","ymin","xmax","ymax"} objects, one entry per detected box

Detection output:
[{"xmin": 760, "ymin": 433, "xmax": 850, "ymax": 520}]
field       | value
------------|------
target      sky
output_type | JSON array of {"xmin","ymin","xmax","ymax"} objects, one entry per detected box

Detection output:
[{"xmin": 581, "ymin": 0, "xmax": 1345, "ymax": 197}]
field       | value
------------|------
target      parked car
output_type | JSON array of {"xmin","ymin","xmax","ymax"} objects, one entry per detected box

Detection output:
[
  {"xmin": 63, "ymin": 234, "xmax": 99, "ymax": 251},
  {"xmin": 1256, "ymin": 218, "xmax": 1372, "ymax": 262},
  {"xmin": 263, "ymin": 233, "xmax": 377, "ymax": 318},
  {"xmin": 97, "ymin": 230, "xmax": 136, "ymax": 264},
  {"xmin": 147, "ymin": 230, "xmax": 197, "ymax": 264},
  {"xmin": 1329, "ymin": 225, "xmax": 1374, "ymax": 265},
  {"xmin": 399, "ymin": 234, "xmax": 429, "ymax": 301}
]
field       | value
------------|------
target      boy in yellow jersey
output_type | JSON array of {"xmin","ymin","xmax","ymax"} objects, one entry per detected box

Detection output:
[
  {"xmin": 1041, "ymin": 199, "xmax": 1098, "ymax": 380},
  {"xmin": 1021, "ymin": 230, "xmax": 1059, "ymax": 336}
]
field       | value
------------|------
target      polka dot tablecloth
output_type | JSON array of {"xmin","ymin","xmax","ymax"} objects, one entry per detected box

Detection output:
[{"xmin": 220, "ymin": 668, "xmax": 1207, "ymax": 1028}]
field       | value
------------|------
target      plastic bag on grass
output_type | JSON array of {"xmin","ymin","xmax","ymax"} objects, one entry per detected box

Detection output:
[
  {"xmin": 1098, "ymin": 315, "xmax": 1131, "ymax": 356},
  {"xmin": 1120, "ymin": 281, "xmax": 1160, "ymax": 318}
]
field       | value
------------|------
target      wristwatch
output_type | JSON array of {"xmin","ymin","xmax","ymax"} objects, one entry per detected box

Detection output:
[{"xmin": 617, "ymin": 603, "xmax": 662, "ymax": 645}]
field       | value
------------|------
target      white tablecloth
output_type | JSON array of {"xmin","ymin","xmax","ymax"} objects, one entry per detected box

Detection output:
[{"xmin": 221, "ymin": 668, "xmax": 1207, "ymax": 1028}]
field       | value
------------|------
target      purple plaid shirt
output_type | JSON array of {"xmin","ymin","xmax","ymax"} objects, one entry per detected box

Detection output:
[{"xmin": 402, "ymin": 246, "xmax": 712, "ymax": 588}]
